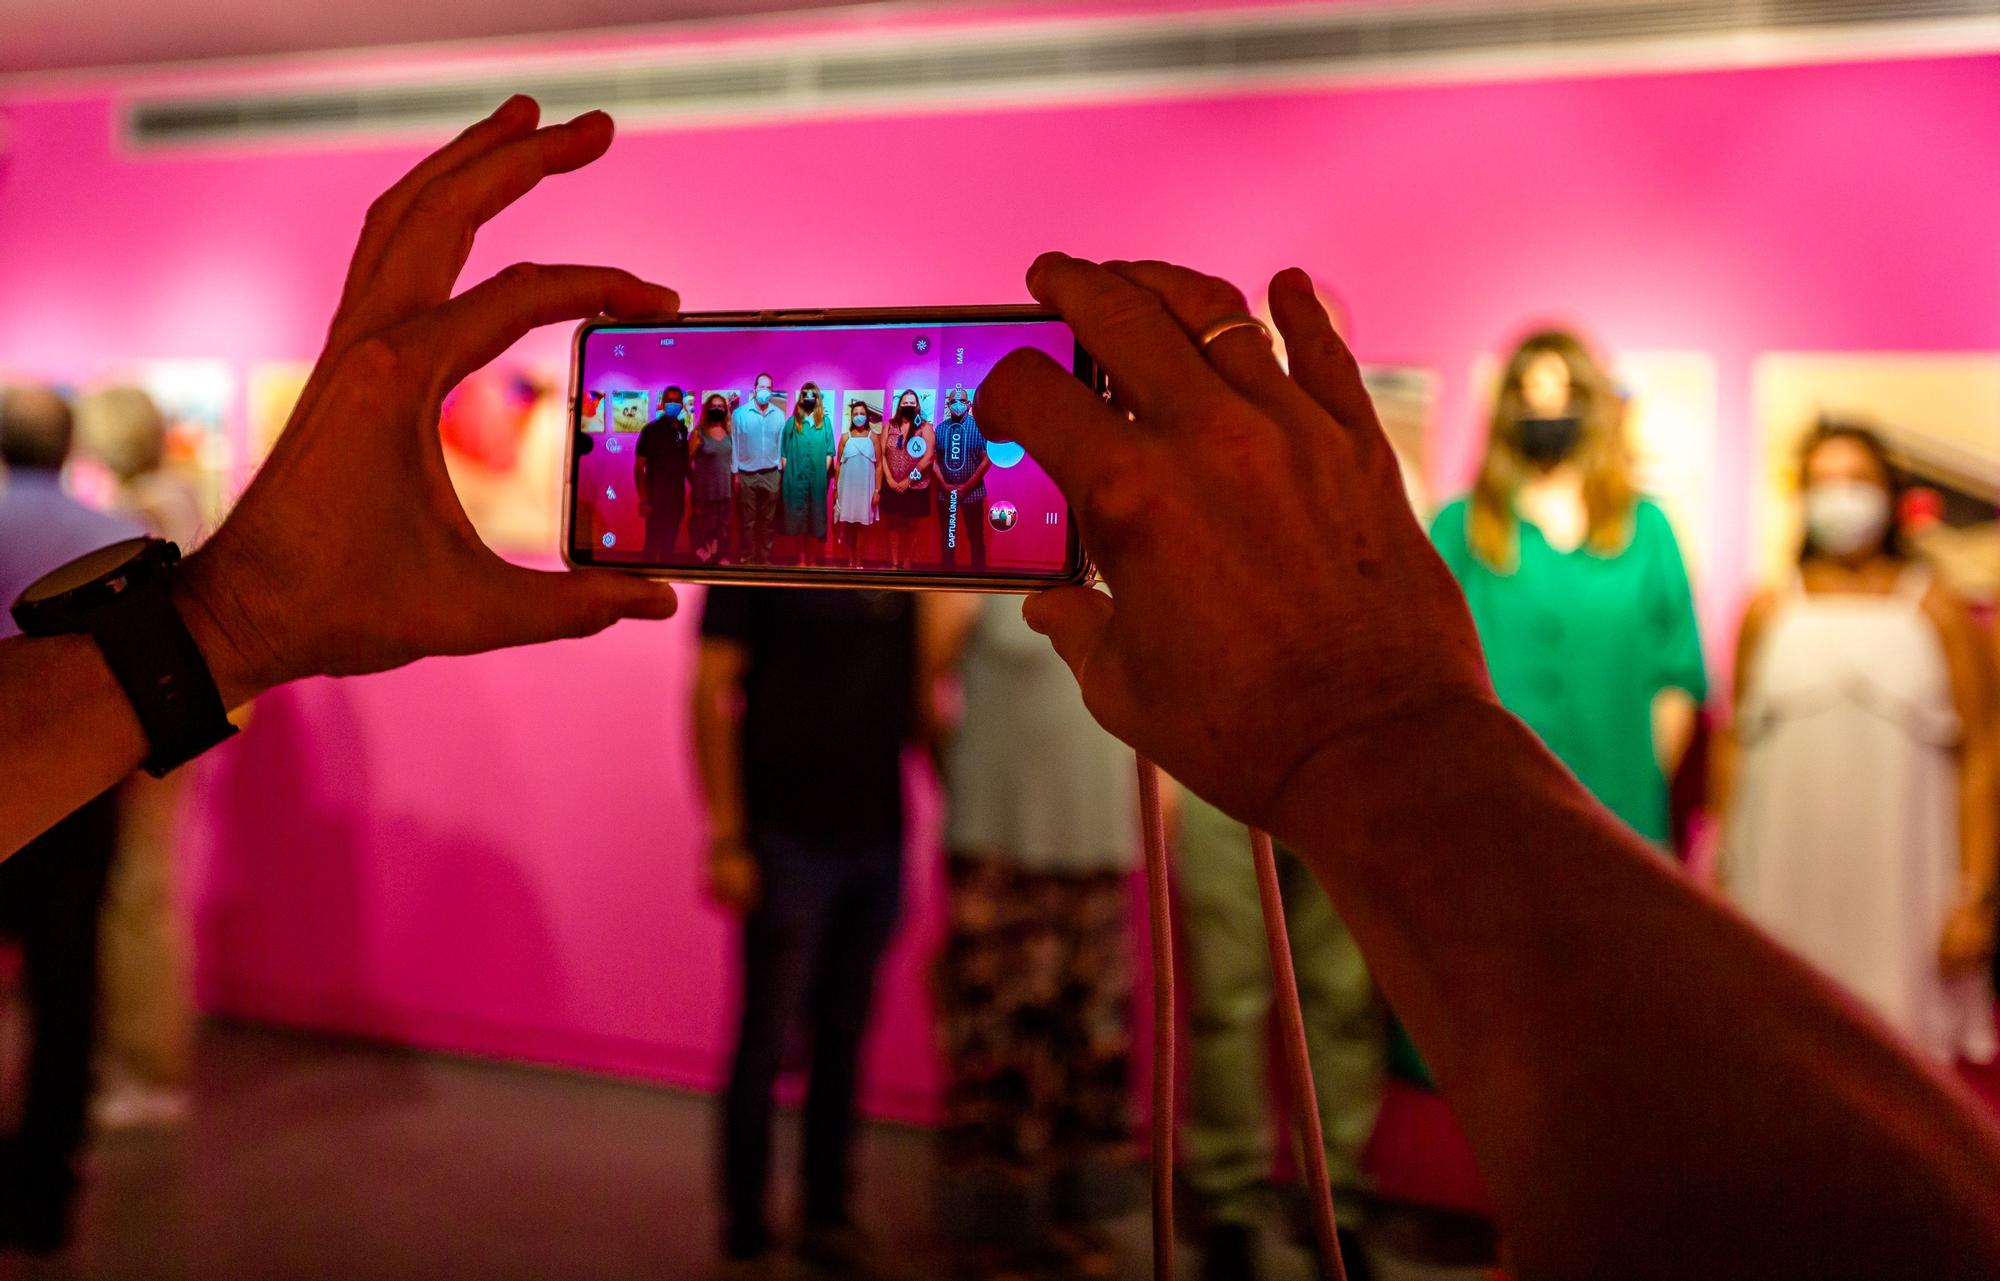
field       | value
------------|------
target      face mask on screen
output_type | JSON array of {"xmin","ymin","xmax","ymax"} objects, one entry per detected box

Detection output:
[
  {"xmin": 852, "ymin": 412, "xmax": 869, "ymax": 428},
  {"xmin": 663, "ymin": 402, "xmax": 683, "ymax": 418},
  {"xmin": 754, "ymin": 387, "xmax": 772, "ymax": 407},
  {"xmin": 1804, "ymin": 481, "xmax": 1891, "ymax": 557},
  {"xmin": 948, "ymin": 399, "xmax": 968, "ymax": 418}
]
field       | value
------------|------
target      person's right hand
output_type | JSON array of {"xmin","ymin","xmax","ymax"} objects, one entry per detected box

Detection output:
[
  {"xmin": 174, "ymin": 97, "xmax": 680, "ymax": 706},
  {"xmin": 706, "ymin": 841, "xmax": 761, "ymax": 915},
  {"xmin": 979, "ymin": 255, "xmax": 1496, "ymax": 833}
]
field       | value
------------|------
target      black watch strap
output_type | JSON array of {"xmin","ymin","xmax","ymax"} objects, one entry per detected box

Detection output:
[{"xmin": 88, "ymin": 576, "xmax": 238, "ymax": 777}]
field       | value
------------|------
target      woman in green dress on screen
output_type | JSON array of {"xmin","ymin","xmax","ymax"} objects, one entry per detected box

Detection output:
[{"xmin": 779, "ymin": 380, "xmax": 837, "ymax": 565}]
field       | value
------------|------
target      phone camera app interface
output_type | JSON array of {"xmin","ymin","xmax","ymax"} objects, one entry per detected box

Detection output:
[{"xmin": 572, "ymin": 319, "xmax": 1075, "ymax": 578}]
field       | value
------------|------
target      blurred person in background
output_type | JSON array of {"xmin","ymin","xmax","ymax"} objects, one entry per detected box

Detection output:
[
  {"xmin": 1430, "ymin": 328, "xmax": 1706, "ymax": 850},
  {"xmin": 780, "ymin": 381, "xmax": 837, "ymax": 566},
  {"xmin": 635, "ymin": 384, "xmax": 692, "ymax": 562},
  {"xmin": 879, "ymin": 390, "xmax": 935, "ymax": 569},
  {"xmin": 1718, "ymin": 421, "xmax": 1997, "ymax": 1064},
  {"xmin": 693, "ymin": 586, "xmax": 942, "ymax": 1280},
  {"xmin": 930, "ymin": 594, "xmax": 1138, "ymax": 1281},
  {"xmin": 691, "ymin": 393, "xmax": 736, "ymax": 564},
  {"xmin": 1176, "ymin": 792, "xmax": 1383, "ymax": 1281},
  {"xmin": 76, "ymin": 387, "xmax": 205, "ymax": 550},
  {"xmin": 0, "ymin": 385, "xmax": 143, "ymax": 1254},
  {"xmin": 1405, "ymin": 326, "xmax": 1706, "ymax": 1158},
  {"xmin": 72, "ymin": 386, "xmax": 204, "ymax": 1132}
]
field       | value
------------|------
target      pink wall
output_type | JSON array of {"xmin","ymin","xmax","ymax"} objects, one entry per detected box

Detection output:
[{"xmin": 4, "ymin": 42, "xmax": 1998, "ymax": 1117}]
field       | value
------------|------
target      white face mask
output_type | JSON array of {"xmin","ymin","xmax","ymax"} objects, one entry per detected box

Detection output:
[{"xmin": 1804, "ymin": 480, "xmax": 1890, "ymax": 557}]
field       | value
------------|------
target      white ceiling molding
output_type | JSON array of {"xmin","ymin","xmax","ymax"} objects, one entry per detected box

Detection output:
[{"xmin": 114, "ymin": 0, "xmax": 2000, "ymax": 149}]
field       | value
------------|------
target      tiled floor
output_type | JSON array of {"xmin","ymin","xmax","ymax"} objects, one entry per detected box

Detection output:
[{"xmin": 8, "ymin": 1023, "xmax": 1387, "ymax": 1281}]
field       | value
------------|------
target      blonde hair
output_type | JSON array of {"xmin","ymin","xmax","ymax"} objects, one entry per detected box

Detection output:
[
  {"xmin": 1468, "ymin": 328, "xmax": 1634, "ymax": 570},
  {"xmin": 75, "ymin": 386, "xmax": 167, "ymax": 481},
  {"xmin": 791, "ymin": 381, "xmax": 828, "ymax": 433}
]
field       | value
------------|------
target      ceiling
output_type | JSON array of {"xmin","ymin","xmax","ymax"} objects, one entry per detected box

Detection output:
[{"xmin": 0, "ymin": 0, "xmax": 968, "ymax": 76}]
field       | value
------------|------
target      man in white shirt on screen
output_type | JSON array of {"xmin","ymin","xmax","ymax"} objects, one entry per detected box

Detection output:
[{"xmin": 731, "ymin": 372, "xmax": 786, "ymax": 563}]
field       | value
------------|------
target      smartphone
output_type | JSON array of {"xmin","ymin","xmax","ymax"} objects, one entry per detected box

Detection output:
[{"xmin": 563, "ymin": 306, "xmax": 1097, "ymax": 591}]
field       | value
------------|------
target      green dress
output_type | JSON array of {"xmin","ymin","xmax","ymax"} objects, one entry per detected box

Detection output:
[
  {"xmin": 1429, "ymin": 496, "xmax": 1707, "ymax": 844},
  {"xmin": 779, "ymin": 416, "xmax": 835, "ymax": 538}
]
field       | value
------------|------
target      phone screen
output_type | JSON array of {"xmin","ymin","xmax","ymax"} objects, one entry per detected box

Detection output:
[{"xmin": 567, "ymin": 314, "xmax": 1087, "ymax": 586}]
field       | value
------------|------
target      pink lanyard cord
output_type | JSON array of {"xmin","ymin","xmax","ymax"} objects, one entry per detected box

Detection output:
[
  {"xmin": 1136, "ymin": 757, "xmax": 1177, "ymax": 1280},
  {"xmin": 1135, "ymin": 757, "xmax": 1347, "ymax": 1281},
  {"xmin": 1251, "ymin": 827, "xmax": 1348, "ymax": 1280}
]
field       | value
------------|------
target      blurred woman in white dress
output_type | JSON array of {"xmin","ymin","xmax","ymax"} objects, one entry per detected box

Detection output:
[{"xmin": 1720, "ymin": 422, "xmax": 1997, "ymax": 1064}]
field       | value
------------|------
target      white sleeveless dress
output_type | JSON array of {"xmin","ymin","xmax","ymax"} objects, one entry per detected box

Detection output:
[
  {"xmin": 1728, "ymin": 569, "xmax": 1996, "ymax": 1063},
  {"xmin": 834, "ymin": 435, "xmax": 876, "ymax": 525}
]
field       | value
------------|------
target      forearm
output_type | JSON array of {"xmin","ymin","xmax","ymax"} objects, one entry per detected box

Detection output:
[
  {"xmin": 1652, "ymin": 687, "xmax": 1698, "ymax": 776},
  {"xmin": 1272, "ymin": 693, "xmax": 2000, "ymax": 1280},
  {"xmin": 1959, "ymin": 735, "xmax": 1997, "ymax": 905},
  {"xmin": 1709, "ymin": 722, "xmax": 1739, "ymax": 822},
  {"xmin": 0, "ymin": 634, "xmax": 148, "ymax": 858},
  {"xmin": 1708, "ymin": 722, "xmax": 1740, "ymax": 887},
  {"xmin": 691, "ymin": 693, "xmax": 746, "ymax": 843}
]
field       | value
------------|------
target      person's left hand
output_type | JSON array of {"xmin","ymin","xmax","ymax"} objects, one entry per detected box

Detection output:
[
  {"xmin": 1941, "ymin": 900, "xmax": 1994, "ymax": 974},
  {"xmin": 173, "ymin": 99, "xmax": 688, "ymax": 706}
]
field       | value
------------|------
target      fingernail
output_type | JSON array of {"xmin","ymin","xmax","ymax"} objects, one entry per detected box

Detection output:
[
  {"xmin": 1027, "ymin": 251, "xmax": 1067, "ymax": 288},
  {"xmin": 568, "ymin": 109, "xmax": 613, "ymax": 129},
  {"xmin": 497, "ymin": 94, "xmax": 535, "ymax": 121}
]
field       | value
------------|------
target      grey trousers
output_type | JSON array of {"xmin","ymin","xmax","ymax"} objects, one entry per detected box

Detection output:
[
  {"xmin": 735, "ymin": 469, "xmax": 780, "ymax": 563},
  {"xmin": 1176, "ymin": 793, "xmax": 1386, "ymax": 1225}
]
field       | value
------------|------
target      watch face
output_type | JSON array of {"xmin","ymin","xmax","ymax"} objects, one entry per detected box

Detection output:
[{"xmin": 21, "ymin": 537, "xmax": 154, "ymax": 602}]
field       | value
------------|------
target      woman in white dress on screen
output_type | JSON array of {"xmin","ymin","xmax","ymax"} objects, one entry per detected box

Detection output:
[
  {"xmin": 1720, "ymin": 421, "xmax": 1997, "ymax": 1064},
  {"xmin": 834, "ymin": 401, "xmax": 880, "ymax": 568}
]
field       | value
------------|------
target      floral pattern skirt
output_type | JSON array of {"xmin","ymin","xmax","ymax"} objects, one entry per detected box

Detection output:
[{"xmin": 935, "ymin": 856, "xmax": 1134, "ymax": 1173}]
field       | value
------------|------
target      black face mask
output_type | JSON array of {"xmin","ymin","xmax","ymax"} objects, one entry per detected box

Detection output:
[
  {"xmin": 801, "ymin": 393, "xmax": 818, "ymax": 408},
  {"xmin": 1517, "ymin": 415, "xmax": 1582, "ymax": 466},
  {"xmin": 898, "ymin": 403, "xmax": 918, "ymax": 419},
  {"xmin": 704, "ymin": 406, "xmax": 727, "ymax": 423}
]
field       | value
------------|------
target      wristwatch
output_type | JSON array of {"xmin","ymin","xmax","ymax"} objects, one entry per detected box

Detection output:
[{"xmin": 11, "ymin": 535, "xmax": 239, "ymax": 776}]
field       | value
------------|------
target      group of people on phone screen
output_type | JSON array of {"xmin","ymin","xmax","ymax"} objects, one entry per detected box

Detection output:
[{"xmin": 632, "ymin": 377, "xmax": 992, "ymax": 572}]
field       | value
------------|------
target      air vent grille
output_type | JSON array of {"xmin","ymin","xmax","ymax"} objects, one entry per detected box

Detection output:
[{"xmin": 124, "ymin": 0, "xmax": 2000, "ymax": 147}]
